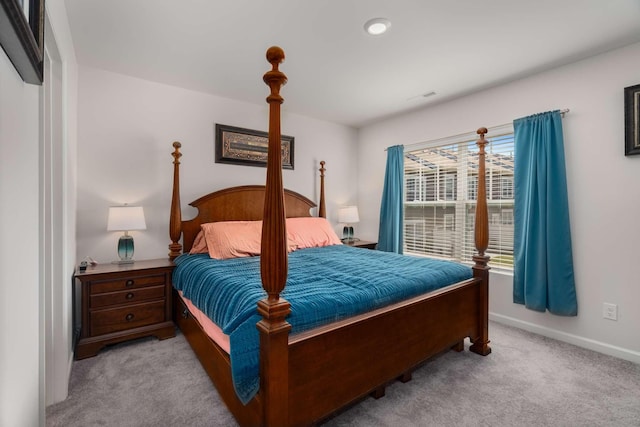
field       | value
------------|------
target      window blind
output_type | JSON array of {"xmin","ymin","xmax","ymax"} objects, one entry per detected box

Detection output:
[{"xmin": 403, "ymin": 130, "xmax": 514, "ymax": 269}]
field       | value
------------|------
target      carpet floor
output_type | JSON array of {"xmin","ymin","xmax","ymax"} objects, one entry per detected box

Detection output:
[{"xmin": 46, "ymin": 321, "xmax": 640, "ymax": 426}]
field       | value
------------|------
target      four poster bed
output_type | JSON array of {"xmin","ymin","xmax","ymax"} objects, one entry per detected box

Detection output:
[{"xmin": 168, "ymin": 47, "xmax": 491, "ymax": 426}]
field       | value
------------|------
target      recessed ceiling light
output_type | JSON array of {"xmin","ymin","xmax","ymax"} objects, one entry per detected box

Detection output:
[{"xmin": 364, "ymin": 18, "xmax": 391, "ymax": 36}]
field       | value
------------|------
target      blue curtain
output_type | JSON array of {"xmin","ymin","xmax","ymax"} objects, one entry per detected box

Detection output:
[
  {"xmin": 378, "ymin": 145, "xmax": 404, "ymax": 253},
  {"xmin": 513, "ymin": 111, "xmax": 577, "ymax": 316}
]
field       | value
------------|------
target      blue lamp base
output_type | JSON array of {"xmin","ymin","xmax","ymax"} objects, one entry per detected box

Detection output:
[
  {"xmin": 115, "ymin": 234, "xmax": 135, "ymax": 264},
  {"xmin": 341, "ymin": 225, "xmax": 354, "ymax": 243}
]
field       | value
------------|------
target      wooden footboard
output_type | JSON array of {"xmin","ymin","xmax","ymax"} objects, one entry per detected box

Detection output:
[
  {"xmin": 287, "ymin": 278, "xmax": 483, "ymax": 425},
  {"xmin": 174, "ymin": 278, "xmax": 486, "ymax": 426},
  {"xmin": 256, "ymin": 48, "xmax": 490, "ymax": 425}
]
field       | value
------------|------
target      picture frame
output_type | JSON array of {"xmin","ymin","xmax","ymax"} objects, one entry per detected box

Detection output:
[
  {"xmin": 0, "ymin": 0, "xmax": 45, "ymax": 85},
  {"xmin": 624, "ymin": 83, "xmax": 640, "ymax": 156},
  {"xmin": 215, "ymin": 124, "xmax": 294, "ymax": 169}
]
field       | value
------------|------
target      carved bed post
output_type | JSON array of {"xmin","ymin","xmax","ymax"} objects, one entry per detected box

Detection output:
[
  {"xmin": 256, "ymin": 46, "xmax": 292, "ymax": 427},
  {"xmin": 318, "ymin": 160, "xmax": 326, "ymax": 218},
  {"xmin": 470, "ymin": 127, "xmax": 491, "ymax": 356},
  {"xmin": 169, "ymin": 141, "xmax": 183, "ymax": 260}
]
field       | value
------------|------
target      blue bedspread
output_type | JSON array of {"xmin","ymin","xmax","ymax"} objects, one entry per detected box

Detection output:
[{"xmin": 172, "ymin": 245, "xmax": 472, "ymax": 404}]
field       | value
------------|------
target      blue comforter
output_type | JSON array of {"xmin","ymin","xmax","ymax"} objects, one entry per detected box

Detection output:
[{"xmin": 172, "ymin": 245, "xmax": 472, "ymax": 404}]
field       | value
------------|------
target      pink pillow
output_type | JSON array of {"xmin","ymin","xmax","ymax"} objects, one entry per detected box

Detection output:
[
  {"xmin": 197, "ymin": 218, "xmax": 338, "ymax": 260},
  {"xmin": 189, "ymin": 231, "xmax": 209, "ymax": 254},
  {"xmin": 201, "ymin": 221, "xmax": 263, "ymax": 260},
  {"xmin": 286, "ymin": 217, "xmax": 342, "ymax": 249}
]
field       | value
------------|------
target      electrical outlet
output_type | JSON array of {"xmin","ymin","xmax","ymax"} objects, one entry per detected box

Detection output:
[{"xmin": 603, "ymin": 303, "xmax": 618, "ymax": 321}]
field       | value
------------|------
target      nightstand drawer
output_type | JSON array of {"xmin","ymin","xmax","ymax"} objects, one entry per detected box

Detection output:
[
  {"xmin": 90, "ymin": 285, "xmax": 165, "ymax": 309},
  {"xmin": 91, "ymin": 274, "xmax": 166, "ymax": 294},
  {"xmin": 90, "ymin": 301, "xmax": 166, "ymax": 336}
]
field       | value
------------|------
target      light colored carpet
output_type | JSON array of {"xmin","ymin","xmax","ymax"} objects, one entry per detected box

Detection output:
[{"xmin": 47, "ymin": 321, "xmax": 640, "ymax": 426}]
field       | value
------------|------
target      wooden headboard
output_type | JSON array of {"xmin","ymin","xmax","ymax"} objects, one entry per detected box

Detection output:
[
  {"xmin": 181, "ymin": 185, "xmax": 317, "ymax": 253},
  {"xmin": 168, "ymin": 141, "xmax": 326, "ymax": 257}
]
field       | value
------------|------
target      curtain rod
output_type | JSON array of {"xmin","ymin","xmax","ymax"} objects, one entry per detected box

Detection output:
[
  {"xmin": 386, "ymin": 108, "xmax": 570, "ymax": 151},
  {"xmin": 483, "ymin": 108, "xmax": 571, "ymax": 134}
]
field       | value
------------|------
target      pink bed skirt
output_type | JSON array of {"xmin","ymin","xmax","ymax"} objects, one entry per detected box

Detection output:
[{"xmin": 178, "ymin": 290, "xmax": 231, "ymax": 354}]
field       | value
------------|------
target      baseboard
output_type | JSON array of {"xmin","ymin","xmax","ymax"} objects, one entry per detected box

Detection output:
[{"xmin": 489, "ymin": 312, "xmax": 640, "ymax": 365}]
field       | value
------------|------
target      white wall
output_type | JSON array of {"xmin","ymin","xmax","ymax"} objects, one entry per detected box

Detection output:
[
  {"xmin": 0, "ymin": 43, "xmax": 43, "ymax": 427},
  {"xmin": 358, "ymin": 42, "xmax": 640, "ymax": 362},
  {"xmin": 75, "ymin": 66, "xmax": 358, "ymax": 263}
]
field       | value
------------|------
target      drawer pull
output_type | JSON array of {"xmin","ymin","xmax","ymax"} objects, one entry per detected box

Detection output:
[
  {"xmin": 126, "ymin": 292, "xmax": 134, "ymax": 300},
  {"xmin": 182, "ymin": 308, "xmax": 189, "ymax": 319},
  {"xmin": 125, "ymin": 313, "xmax": 134, "ymax": 321},
  {"xmin": 125, "ymin": 279, "xmax": 134, "ymax": 287}
]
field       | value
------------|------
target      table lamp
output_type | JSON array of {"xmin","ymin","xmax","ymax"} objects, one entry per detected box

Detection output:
[
  {"xmin": 338, "ymin": 206, "xmax": 359, "ymax": 243},
  {"xmin": 107, "ymin": 205, "xmax": 146, "ymax": 264}
]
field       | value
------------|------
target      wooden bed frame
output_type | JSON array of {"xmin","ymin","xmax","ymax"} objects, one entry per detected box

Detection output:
[{"xmin": 168, "ymin": 46, "xmax": 491, "ymax": 426}]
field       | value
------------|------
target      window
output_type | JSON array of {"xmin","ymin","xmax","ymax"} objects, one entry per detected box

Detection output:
[
  {"xmin": 468, "ymin": 176, "xmax": 478, "ymax": 200},
  {"xmin": 444, "ymin": 213, "xmax": 455, "ymax": 231},
  {"xmin": 403, "ymin": 129, "xmax": 514, "ymax": 269},
  {"xmin": 501, "ymin": 209, "xmax": 514, "ymax": 225},
  {"xmin": 443, "ymin": 174, "xmax": 456, "ymax": 201},
  {"xmin": 501, "ymin": 177, "xmax": 513, "ymax": 199}
]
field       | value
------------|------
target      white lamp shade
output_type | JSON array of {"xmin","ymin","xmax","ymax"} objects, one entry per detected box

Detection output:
[
  {"xmin": 107, "ymin": 206, "xmax": 147, "ymax": 231},
  {"xmin": 338, "ymin": 206, "xmax": 360, "ymax": 224}
]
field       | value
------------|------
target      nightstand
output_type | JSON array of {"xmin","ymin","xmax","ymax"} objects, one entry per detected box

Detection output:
[
  {"xmin": 345, "ymin": 240, "xmax": 377, "ymax": 250},
  {"xmin": 74, "ymin": 258, "xmax": 176, "ymax": 359}
]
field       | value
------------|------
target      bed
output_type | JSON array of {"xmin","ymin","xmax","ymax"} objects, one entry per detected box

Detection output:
[{"xmin": 168, "ymin": 46, "xmax": 491, "ymax": 426}]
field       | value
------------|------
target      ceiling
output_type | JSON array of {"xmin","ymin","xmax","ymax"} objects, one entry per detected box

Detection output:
[{"xmin": 63, "ymin": 0, "xmax": 640, "ymax": 128}]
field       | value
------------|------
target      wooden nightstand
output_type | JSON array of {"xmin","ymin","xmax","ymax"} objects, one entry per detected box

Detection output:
[
  {"xmin": 345, "ymin": 240, "xmax": 377, "ymax": 250},
  {"xmin": 74, "ymin": 258, "xmax": 176, "ymax": 359}
]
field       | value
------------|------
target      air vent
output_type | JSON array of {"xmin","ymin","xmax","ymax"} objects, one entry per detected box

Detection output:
[{"xmin": 407, "ymin": 91, "xmax": 437, "ymax": 101}]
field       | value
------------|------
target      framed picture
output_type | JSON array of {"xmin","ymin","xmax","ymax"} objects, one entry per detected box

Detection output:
[
  {"xmin": 0, "ymin": 0, "xmax": 45, "ymax": 84},
  {"xmin": 215, "ymin": 124, "xmax": 294, "ymax": 169},
  {"xmin": 625, "ymin": 83, "xmax": 640, "ymax": 156}
]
